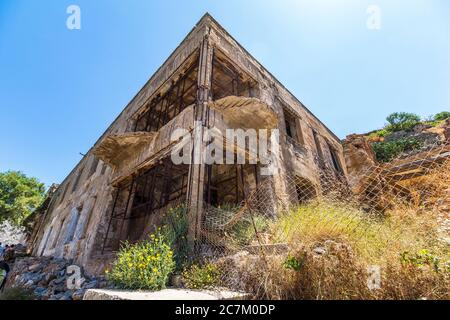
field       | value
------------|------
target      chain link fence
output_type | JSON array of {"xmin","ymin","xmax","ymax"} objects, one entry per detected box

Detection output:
[{"xmin": 191, "ymin": 140, "xmax": 450, "ymax": 299}]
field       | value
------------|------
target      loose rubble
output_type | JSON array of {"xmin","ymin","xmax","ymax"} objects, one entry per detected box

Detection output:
[{"xmin": 5, "ymin": 256, "xmax": 108, "ymax": 300}]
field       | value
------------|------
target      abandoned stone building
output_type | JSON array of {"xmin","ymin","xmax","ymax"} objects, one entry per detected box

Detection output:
[{"xmin": 28, "ymin": 14, "xmax": 348, "ymax": 275}]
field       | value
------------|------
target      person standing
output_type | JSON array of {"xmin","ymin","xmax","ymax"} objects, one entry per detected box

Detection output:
[
  {"xmin": 0, "ymin": 260, "xmax": 10, "ymax": 292},
  {"xmin": 0, "ymin": 243, "xmax": 5, "ymax": 258}
]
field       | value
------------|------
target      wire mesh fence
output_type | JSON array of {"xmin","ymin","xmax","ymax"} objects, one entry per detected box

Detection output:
[{"xmin": 191, "ymin": 140, "xmax": 450, "ymax": 299}]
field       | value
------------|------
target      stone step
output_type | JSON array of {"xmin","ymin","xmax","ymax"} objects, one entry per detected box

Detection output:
[{"xmin": 83, "ymin": 288, "xmax": 250, "ymax": 300}]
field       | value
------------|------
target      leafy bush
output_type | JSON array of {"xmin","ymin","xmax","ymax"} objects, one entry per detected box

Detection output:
[
  {"xmin": 0, "ymin": 287, "xmax": 35, "ymax": 300},
  {"xmin": 372, "ymin": 138, "xmax": 423, "ymax": 162},
  {"xmin": 424, "ymin": 120, "xmax": 442, "ymax": 127},
  {"xmin": 367, "ymin": 129, "xmax": 392, "ymax": 141},
  {"xmin": 434, "ymin": 111, "xmax": 450, "ymax": 122},
  {"xmin": 377, "ymin": 129, "xmax": 390, "ymax": 137},
  {"xmin": 385, "ymin": 112, "xmax": 421, "ymax": 132},
  {"xmin": 182, "ymin": 263, "xmax": 222, "ymax": 289},
  {"xmin": 161, "ymin": 206, "xmax": 189, "ymax": 271},
  {"xmin": 106, "ymin": 231, "xmax": 175, "ymax": 290},
  {"xmin": 283, "ymin": 254, "xmax": 305, "ymax": 272},
  {"xmin": 400, "ymin": 249, "xmax": 448, "ymax": 273}
]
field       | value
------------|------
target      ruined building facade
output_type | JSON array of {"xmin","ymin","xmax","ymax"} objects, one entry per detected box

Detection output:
[{"xmin": 29, "ymin": 14, "xmax": 348, "ymax": 275}]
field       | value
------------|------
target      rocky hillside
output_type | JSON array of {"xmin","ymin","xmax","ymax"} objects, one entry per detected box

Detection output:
[
  {"xmin": 363, "ymin": 112, "xmax": 450, "ymax": 163},
  {"xmin": 343, "ymin": 113, "xmax": 448, "ymax": 189}
]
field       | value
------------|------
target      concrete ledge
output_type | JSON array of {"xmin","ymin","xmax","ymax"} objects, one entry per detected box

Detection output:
[{"xmin": 83, "ymin": 288, "xmax": 250, "ymax": 300}]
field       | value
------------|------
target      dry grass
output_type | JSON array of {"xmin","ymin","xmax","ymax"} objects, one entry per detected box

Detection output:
[
  {"xmin": 211, "ymin": 155, "xmax": 450, "ymax": 299},
  {"xmin": 218, "ymin": 201, "xmax": 449, "ymax": 300},
  {"xmin": 273, "ymin": 200, "xmax": 446, "ymax": 263}
]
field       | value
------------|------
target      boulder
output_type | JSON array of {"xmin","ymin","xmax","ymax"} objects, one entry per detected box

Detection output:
[
  {"xmin": 343, "ymin": 134, "xmax": 377, "ymax": 191},
  {"xmin": 313, "ymin": 247, "xmax": 326, "ymax": 255},
  {"xmin": 444, "ymin": 118, "xmax": 450, "ymax": 141},
  {"xmin": 83, "ymin": 280, "xmax": 98, "ymax": 290},
  {"xmin": 28, "ymin": 263, "xmax": 43, "ymax": 273},
  {"xmin": 39, "ymin": 273, "xmax": 57, "ymax": 286},
  {"xmin": 72, "ymin": 289, "xmax": 86, "ymax": 301},
  {"xmin": 34, "ymin": 286, "xmax": 47, "ymax": 296},
  {"xmin": 22, "ymin": 272, "xmax": 44, "ymax": 285}
]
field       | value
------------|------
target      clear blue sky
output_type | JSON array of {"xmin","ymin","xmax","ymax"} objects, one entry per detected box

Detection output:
[{"xmin": 1, "ymin": 0, "xmax": 449, "ymax": 186}]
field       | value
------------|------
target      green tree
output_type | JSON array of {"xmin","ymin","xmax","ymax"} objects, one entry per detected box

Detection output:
[
  {"xmin": 0, "ymin": 171, "xmax": 46, "ymax": 225},
  {"xmin": 386, "ymin": 112, "xmax": 421, "ymax": 132},
  {"xmin": 434, "ymin": 111, "xmax": 450, "ymax": 122}
]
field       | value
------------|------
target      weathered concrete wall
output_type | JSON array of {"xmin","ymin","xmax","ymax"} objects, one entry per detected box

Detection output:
[
  {"xmin": 110, "ymin": 104, "xmax": 195, "ymax": 185},
  {"xmin": 206, "ymin": 15, "xmax": 346, "ymax": 185},
  {"xmin": 31, "ymin": 17, "xmax": 208, "ymax": 273},
  {"xmin": 32, "ymin": 14, "xmax": 347, "ymax": 276}
]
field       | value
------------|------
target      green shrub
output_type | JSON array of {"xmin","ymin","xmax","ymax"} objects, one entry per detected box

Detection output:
[
  {"xmin": 0, "ymin": 287, "xmax": 35, "ymax": 300},
  {"xmin": 161, "ymin": 206, "xmax": 190, "ymax": 271},
  {"xmin": 386, "ymin": 112, "xmax": 421, "ymax": 132},
  {"xmin": 283, "ymin": 254, "xmax": 305, "ymax": 272},
  {"xmin": 376, "ymin": 128, "xmax": 390, "ymax": 137},
  {"xmin": 106, "ymin": 231, "xmax": 175, "ymax": 290},
  {"xmin": 424, "ymin": 120, "xmax": 442, "ymax": 127},
  {"xmin": 434, "ymin": 111, "xmax": 450, "ymax": 122},
  {"xmin": 182, "ymin": 263, "xmax": 222, "ymax": 289},
  {"xmin": 400, "ymin": 249, "xmax": 449, "ymax": 273},
  {"xmin": 372, "ymin": 138, "xmax": 423, "ymax": 163},
  {"xmin": 368, "ymin": 128, "xmax": 391, "ymax": 139}
]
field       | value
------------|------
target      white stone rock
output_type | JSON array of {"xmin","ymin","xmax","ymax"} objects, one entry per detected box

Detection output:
[{"xmin": 83, "ymin": 288, "xmax": 249, "ymax": 300}]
